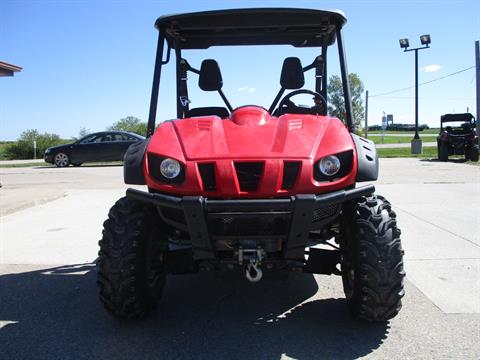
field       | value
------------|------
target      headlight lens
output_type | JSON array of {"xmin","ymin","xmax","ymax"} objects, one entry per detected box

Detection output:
[
  {"xmin": 45, "ymin": 148, "xmax": 51, "ymax": 154},
  {"xmin": 318, "ymin": 155, "xmax": 341, "ymax": 176},
  {"xmin": 160, "ymin": 158, "xmax": 181, "ymax": 179}
]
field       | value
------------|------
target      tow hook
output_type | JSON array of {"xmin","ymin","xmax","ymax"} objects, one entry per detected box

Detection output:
[
  {"xmin": 245, "ymin": 261, "xmax": 263, "ymax": 282},
  {"xmin": 238, "ymin": 247, "xmax": 265, "ymax": 283}
]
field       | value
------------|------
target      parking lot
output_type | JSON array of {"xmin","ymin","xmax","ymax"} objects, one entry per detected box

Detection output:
[{"xmin": 1, "ymin": 159, "xmax": 479, "ymax": 359}]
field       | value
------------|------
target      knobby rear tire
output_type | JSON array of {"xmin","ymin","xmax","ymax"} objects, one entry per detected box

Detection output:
[
  {"xmin": 468, "ymin": 147, "xmax": 479, "ymax": 162},
  {"xmin": 438, "ymin": 144, "xmax": 448, "ymax": 162}
]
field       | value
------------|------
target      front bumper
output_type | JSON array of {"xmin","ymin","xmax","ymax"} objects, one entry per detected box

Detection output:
[
  {"xmin": 126, "ymin": 185, "xmax": 375, "ymax": 260},
  {"xmin": 44, "ymin": 152, "xmax": 53, "ymax": 163}
]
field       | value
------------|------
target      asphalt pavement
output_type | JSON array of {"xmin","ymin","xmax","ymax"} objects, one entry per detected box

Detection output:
[{"xmin": 0, "ymin": 159, "xmax": 479, "ymax": 359}]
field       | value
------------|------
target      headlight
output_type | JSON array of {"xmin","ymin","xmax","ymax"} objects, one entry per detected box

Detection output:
[
  {"xmin": 314, "ymin": 150, "xmax": 353, "ymax": 181},
  {"xmin": 160, "ymin": 158, "xmax": 181, "ymax": 179},
  {"xmin": 147, "ymin": 154, "xmax": 185, "ymax": 184},
  {"xmin": 45, "ymin": 148, "xmax": 51, "ymax": 154},
  {"xmin": 318, "ymin": 155, "xmax": 341, "ymax": 176}
]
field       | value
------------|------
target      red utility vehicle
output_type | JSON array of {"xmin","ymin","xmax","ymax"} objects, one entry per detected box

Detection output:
[{"xmin": 97, "ymin": 8, "xmax": 405, "ymax": 322}]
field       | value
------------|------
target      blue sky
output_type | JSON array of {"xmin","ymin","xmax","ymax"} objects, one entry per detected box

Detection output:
[{"xmin": 1, "ymin": 0, "xmax": 478, "ymax": 140}]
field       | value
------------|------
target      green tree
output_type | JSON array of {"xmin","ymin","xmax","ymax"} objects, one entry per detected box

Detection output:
[
  {"xmin": 71, "ymin": 127, "xmax": 91, "ymax": 141},
  {"xmin": 327, "ymin": 73, "xmax": 365, "ymax": 130},
  {"xmin": 78, "ymin": 127, "xmax": 90, "ymax": 139},
  {"xmin": 4, "ymin": 129, "xmax": 66, "ymax": 159},
  {"xmin": 107, "ymin": 116, "xmax": 147, "ymax": 136}
]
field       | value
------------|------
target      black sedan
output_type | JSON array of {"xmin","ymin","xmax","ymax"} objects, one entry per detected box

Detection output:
[{"xmin": 44, "ymin": 131, "xmax": 145, "ymax": 167}]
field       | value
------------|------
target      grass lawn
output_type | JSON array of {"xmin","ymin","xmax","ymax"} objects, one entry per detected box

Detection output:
[
  {"xmin": 377, "ymin": 147, "xmax": 479, "ymax": 165},
  {"xmin": 0, "ymin": 161, "xmax": 123, "ymax": 168},
  {"xmin": 367, "ymin": 129, "xmax": 439, "ymax": 135},
  {"xmin": 0, "ymin": 162, "xmax": 53, "ymax": 168},
  {"xmin": 369, "ymin": 136, "xmax": 429, "ymax": 145},
  {"xmin": 377, "ymin": 146, "xmax": 437, "ymax": 158}
]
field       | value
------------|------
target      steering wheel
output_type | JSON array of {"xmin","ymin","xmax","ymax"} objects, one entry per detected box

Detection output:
[{"xmin": 276, "ymin": 89, "xmax": 327, "ymax": 116}]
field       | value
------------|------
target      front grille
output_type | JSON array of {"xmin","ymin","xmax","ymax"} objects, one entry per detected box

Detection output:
[
  {"xmin": 207, "ymin": 212, "xmax": 290, "ymax": 236},
  {"xmin": 234, "ymin": 162, "xmax": 264, "ymax": 192},
  {"xmin": 312, "ymin": 204, "xmax": 340, "ymax": 223},
  {"xmin": 282, "ymin": 161, "xmax": 301, "ymax": 190},
  {"xmin": 198, "ymin": 163, "xmax": 216, "ymax": 191}
]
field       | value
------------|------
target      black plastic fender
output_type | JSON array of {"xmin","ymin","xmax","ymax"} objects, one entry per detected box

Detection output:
[
  {"xmin": 351, "ymin": 133, "xmax": 379, "ymax": 182},
  {"xmin": 123, "ymin": 138, "xmax": 150, "ymax": 185}
]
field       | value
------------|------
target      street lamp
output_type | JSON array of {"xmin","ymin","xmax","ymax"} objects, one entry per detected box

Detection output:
[{"xmin": 399, "ymin": 34, "xmax": 431, "ymax": 154}]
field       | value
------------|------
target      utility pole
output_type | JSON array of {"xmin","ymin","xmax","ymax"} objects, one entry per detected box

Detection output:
[
  {"xmin": 399, "ymin": 35, "xmax": 431, "ymax": 154},
  {"xmin": 364, "ymin": 90, "xmax": 369, "ymax": 138},
  {"xmin": 476, "ymin": 40, "xmax": 479, "ymax": 145},
  {"xmin": 414, "ymin": 49, "xmax": 419, "ymax": 141}
]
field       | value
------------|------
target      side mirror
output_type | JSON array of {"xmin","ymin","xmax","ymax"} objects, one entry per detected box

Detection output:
[
  {"xmin": 280, "ymin": 57, "xmax": 305, "ymax": 90},
  {"xmin": 199, "ymin": 59, "xmax": 223, "ymax": 91}
]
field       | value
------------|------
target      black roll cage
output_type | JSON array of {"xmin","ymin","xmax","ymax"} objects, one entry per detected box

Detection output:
[
  {"xmin": 440, "ymin": 113, "xmax": 476, "ymax": 131},
  {"xmin": 146, "ymin": 8, "xmax": 354, "ymax": 137}
]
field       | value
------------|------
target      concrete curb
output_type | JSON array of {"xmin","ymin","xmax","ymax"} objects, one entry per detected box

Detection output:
[{"xmin": 1, "ymin": 192, "xmax": 67, "ymax": 217}]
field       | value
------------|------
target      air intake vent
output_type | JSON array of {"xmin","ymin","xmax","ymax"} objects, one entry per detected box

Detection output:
[
  {"xmin": 234, "ymin": 162, "xmax": 264, "ymax": 192},
  {"xmin": 312, "ymin": 204, "xmax": 340, "ymax": 223},
  {"xmin": 198, "ymin": 163, "xmax": 216, "ymax": 191},
  {"xmin": 282, "ymin": 161, "xmax": 301, "ymax": 190}
]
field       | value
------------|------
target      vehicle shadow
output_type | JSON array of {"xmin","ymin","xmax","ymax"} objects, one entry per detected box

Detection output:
[
  {"xmin": 420, "ymin": 158, "xmax": 468, "ymax": 164},
  {"xmin": 34, "ymin": 163, "xmax": 123, "ymax": 169},
  {"xmin": 0, "ymin": 264, "xmax": 388, "ymax": 360}
]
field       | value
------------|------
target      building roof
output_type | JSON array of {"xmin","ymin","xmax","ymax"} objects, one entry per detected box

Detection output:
[
  {"xmin": 0, "ymin": 61, "xmax": 23, "ymax": 77},
  {"xmin": 155, "ymin": 8, "xmax": 347, "ymax": 49}
]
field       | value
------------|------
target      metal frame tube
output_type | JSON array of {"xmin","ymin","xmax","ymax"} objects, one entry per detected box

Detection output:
[
  {"xmin": 321, "ymin": 45, "xmax": 328, "ymax": 101},
  {"xmin": 175, "ymin": 46, "xmax": 184, "ymax": 119},
  {"xmin": 147, "ymin": 33, "xmax": 165, "ymax": 137},
  {"xmin": 336, "ymin": 29, "xmax": 354, "ymax": 132}
]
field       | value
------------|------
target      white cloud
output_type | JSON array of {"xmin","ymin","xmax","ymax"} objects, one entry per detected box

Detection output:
[
  {"xmin": 238, "ymin": 86, "xmax": 256, "ymax": 93},
  {"xmin": 421, "ymin": 64, "xmax": 442, "ymax": 73}
]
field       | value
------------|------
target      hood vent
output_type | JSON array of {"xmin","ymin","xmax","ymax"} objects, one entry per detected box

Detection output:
[
  {"xmin": 234, "ymin": 162, "xmax": 264, "ymax": 192},
  {"xmin": 196, "ymin": 118, "xmax": 212, "ymax": 131},
  {"xmin": 288, "ymin": 119, "xmax": 303, "ymax": 130},
  {"xmin": 281, "ymin": 161, "xmax": 301, "ymax": 190},
  {"xmin": 198, "ymin": 163, "xmax": 216, "ymax": 191}
]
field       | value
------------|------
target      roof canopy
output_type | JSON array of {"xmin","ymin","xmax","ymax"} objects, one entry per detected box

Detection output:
[
  {"xmin": 0, "ymin": 61, "xmax": 22, "ymax": 77},
  {"xmin": 441, "ymin": 113, "xmax": 475, "ymax": 122},
  {"xmin": 155, "ymin": 8, "xmax": 347, "ymax": 49}
]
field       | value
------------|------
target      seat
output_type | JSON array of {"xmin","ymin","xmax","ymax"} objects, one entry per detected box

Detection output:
[{"xmin": 186, "ymin": 107, "xmax": 229, "ymax": 118}]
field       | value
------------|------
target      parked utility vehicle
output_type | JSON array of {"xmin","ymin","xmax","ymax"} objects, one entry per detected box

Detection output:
[
  {"xmin": 437, "ymin": 113, "xmax": 478, "ymax": 161},
  {"xmin": 97, "ymin": 8, "xmax": 405, "ymax": 322}
]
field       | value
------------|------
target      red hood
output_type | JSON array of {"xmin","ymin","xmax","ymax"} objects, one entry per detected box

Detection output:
[
  {"xmin": 148, "ymin": 107, "xmax": 354, "ymax": 162},
  {"xmin": 145, "ymin": 106, "xmax": 357, "ymax": 197}
]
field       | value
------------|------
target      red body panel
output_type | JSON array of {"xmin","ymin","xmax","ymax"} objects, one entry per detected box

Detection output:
[{"xmin": 145, "ymin": 106, "xmax": 357, "ymax": 198}]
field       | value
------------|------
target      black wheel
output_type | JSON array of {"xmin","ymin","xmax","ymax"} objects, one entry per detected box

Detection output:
[
  {"xmin": 468, "ymin": 147, "xmax": 479, "ymax": 162},
  {"xmin": 338, "ymin": 194, "xmax": 405, "ymax": 322},
  {"xmin": 54, "ymin": 152, "xmax": 70, "ymax": 167},
  {"xmin": 71, "ymin": 162, "xmax": 83, "ymax": 167},
  {"xmin": 438, "ymin": 143, "xmax": 448, "ymax": 161},
  {"xmin": 97, "ymin": 196, "xmax": 166, "ymax": 319}
]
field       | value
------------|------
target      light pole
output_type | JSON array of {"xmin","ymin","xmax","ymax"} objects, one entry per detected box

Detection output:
[{"xmin": 399, "ymin": 34, "xmax": 431, "ymax": 154}]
